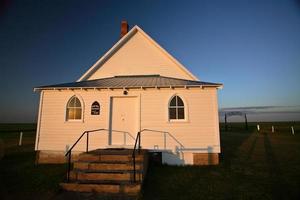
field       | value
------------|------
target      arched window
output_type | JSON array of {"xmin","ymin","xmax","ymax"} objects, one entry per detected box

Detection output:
[
  {"xmin": 66, "ymin": 96, "xmax": 82, "ymax": 120},
  {"xmin": 169, "ymin": 95, "xmax": 185, "ymax": 120},
  {"xmin": 91, "ymin": 101, "xmax": 100, "ymax": 115}
]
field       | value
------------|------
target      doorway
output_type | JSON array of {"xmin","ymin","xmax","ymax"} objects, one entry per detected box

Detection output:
[{"xmin": 108, "ymin": 97, "xmax": 138, "ymax": 146}]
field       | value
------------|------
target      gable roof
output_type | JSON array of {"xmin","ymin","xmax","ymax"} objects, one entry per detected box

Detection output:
[
  {"xmin": 35, "ymin": 75, "xmax": 222, "ymax": 91},
  {"xmin": 78, "ymin": 25, "xmax": 199, "ymax": 81}
]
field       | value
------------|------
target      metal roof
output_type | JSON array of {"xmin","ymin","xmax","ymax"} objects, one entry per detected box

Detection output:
[{"xmin": 34, "ymin": 75, "xmax": 222, "ymax": 90}]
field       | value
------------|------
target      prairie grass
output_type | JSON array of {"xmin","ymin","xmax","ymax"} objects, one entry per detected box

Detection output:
[
  {"xmin": 0, "ymin": 123, "xmax": 299, "ymax": 199},
  {"xmin": 141, "ymin": 122, "xmax": 300, "ymax": 200}
]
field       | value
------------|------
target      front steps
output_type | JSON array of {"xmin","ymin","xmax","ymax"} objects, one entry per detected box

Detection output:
[{"xmin": 60, "ymin": 149, "xmax": 148, "ymax": 198}]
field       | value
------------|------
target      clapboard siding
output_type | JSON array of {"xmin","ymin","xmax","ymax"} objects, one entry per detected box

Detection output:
[
  {"xmin": 37, "ymin": 91, "xmax": 110, "ymax": 151},
  {"xmin": 36, "ymin": 88, "xmax": 220, "ymax": 153},
  {"xmin": 139, "ymin": 88, "xmax": 219, "ymax": 152},
  {"xmin": 88, "ymin": 31, "xmax": 193, "ymax": 80}
]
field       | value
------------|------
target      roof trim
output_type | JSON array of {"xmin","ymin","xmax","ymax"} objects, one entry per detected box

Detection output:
[
  {"xmin": 34, "ymin": 75, "xmax": 223, "ymax": 92},
  {"xmin": 77, "ymin": 25, "xmax": 199, "ymax": 82},
  {"xmin": 34, "ymin": 84, "xmax": 222, "ymax": 92}
]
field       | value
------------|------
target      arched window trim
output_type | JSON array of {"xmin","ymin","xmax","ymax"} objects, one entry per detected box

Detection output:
[
  {"xmin": 168, "ymin": 95, "xmax": 186, "ymax": 121},
  {"xmin": 65, "ymin": 95, "xmax": 84, "ymax": 122}
]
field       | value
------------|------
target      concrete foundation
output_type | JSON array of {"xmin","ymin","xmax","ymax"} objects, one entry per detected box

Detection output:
[
  {"xmin": 193, "ymin": 153, "xmax": 219, "ymax": 165},
  {"xmin": 36, "ymin": 150, "xmax": 81, "ymax": 164},
  {"xmin": 36, "ymin": 150, "xmax": 220, "ymax": 165}
]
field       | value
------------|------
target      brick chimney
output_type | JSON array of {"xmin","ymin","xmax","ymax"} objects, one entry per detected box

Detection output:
[{"xmin": 120, "ymin": 21, "xmax": 129, "ymax": 38}]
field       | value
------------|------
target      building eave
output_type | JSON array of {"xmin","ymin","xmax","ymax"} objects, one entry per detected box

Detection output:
[{"xmin": 34, "ymin": 84, "xmax": 222, "ymax": 92}]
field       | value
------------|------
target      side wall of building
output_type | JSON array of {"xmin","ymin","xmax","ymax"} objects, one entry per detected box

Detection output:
[{"xmin": 35, "ymin": 87, "xmax": 220, "ymax": 165}]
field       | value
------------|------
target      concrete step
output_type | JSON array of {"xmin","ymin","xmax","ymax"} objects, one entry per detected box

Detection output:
[
  {"xmin": 88, "ymin": 148, "xmax": 148, "ymax": 155},
  {"xmin": 60, "ymin": 183, "xmax": 141, "ymax": 195},
  {"xmin": 69, "ymin": 171, "xmax": 143, "ymax": 182},
  {"xmin": 60, "ymin": 149, "xmax": 148, "ymax": 196},
  {"xmin": 78, "ymin": 154, "xmax": 144, "ymax": 162},
  {"xmin": 74, "ymin": 162, "xmax": 143, "ymax": 171},
  {"xmin": 74, "ymin": 179, "xmax": 142, "ymax": 185}
]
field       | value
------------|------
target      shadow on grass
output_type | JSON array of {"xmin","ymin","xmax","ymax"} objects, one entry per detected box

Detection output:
[
  {"xmin": 263, "ymin": 133, "xmax": 294, "ymax": 200},
  {"xmin": 140, "ymin": 129, "xmax": 258, "ymax": 200},
  {"xmin": 0, "ymin": 143, "xmax": 66, "ymax": 200},
  {"xmin": 219, "ymin": 128, "xmax": 254, "ymax": 168}
]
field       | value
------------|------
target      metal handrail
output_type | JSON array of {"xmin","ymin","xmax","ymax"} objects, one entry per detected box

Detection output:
[
  {"xmin": 141, "ymin": 129, "xmax": 184, "ymax": 148},
  {"xmin": 65, "ymin": 128, "xmax": 133, "ymax": 182},
  {"xmin": 131, "ymin": 129, "xmax": 184, "ymax": 182},
  {"xmin": 132, "ymin": 131, "xmax": 141, "ymax": 182}
]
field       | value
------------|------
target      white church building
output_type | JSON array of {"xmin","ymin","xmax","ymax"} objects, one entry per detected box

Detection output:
[{"xmin": 34, "ymin": 22, "xmax": 223, "ymax": 165}]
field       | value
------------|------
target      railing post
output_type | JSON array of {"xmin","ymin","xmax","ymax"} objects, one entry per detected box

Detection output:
[
  {"xmin": 18, "ymin": 131, "xmax": 23, "ymax": 146},
  {"xmin": 138, "ymin": 132, "xmax": 141, "ymax": 153},
  {"xmin": 225, "ymin": 113, "xmax": 228, "ymax": 131},
  {"xmin": 164, "ymin": 132, "xmax": 167, "ymax": 150},
  {"xmin": 67, "ymin": 151, "xmax": 72, "ymax": 182},
  {"xmin": 65, "ymin": 129, "xmax": 108, "ymax": 183},
  {"xmin": 124, "ymin": 132, "xmax": 126, "ymax": 145},
  {"xmin": 86, "ymin": 132, "xmax": 89, "ymax": 153},
  {"xmin": 133, "ymin": 153, "xmax": 136, "ymax": 182}
]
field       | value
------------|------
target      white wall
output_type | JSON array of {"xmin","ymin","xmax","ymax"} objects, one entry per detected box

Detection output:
[
  {"xmin": 87, "ymin": 31, "xmax": 194, "ymax": 80},
  {"xmin": 36, "ymin": 87, "xmax": 220, "ymax": 155}
]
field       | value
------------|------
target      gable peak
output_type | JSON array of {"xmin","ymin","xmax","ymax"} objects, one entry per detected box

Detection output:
[{"xmin": 78, "ymin": 24, "xmax": 199, "ymax": 81}]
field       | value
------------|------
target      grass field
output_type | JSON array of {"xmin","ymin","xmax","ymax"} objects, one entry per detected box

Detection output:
[
  {"xmin": 0, "ymin": 124, "xmax": 66, "ymax": 200},
  {"xmin": 0, "ymin": 123, "xmax": 300, "ymax": 199}
]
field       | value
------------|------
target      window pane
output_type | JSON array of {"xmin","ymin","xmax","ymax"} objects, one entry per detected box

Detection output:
[
  {"xmin": 178, "ymin": 108, "xmax": 185, "ymax": 119},
  {"xmin": 177, "ymin": 96, "xmax": 184, "ymax": 106},
  {"xmin": 67, "ymin": 96, "xmax": 82, "ymax": 120},
  {"xmin": 74, "ymin": 108, "xmax": 82, "ymax": 119},
  {"xmin": 169, "ymin": 108, "xmax": 176, "ymax": 119},
  {"xmin": 69, "ymin": 97, "xmax": 76, "ymax": 107},
  {"xmin": 67, "ymin": 108, "xmax": 75, "ymax": 120},
  {"xmin": 74, "ymin": 98, "xmax": 81, "ymax": 107},
  {"xmin": 170, "ymin": 97, "xmax": 176, "ymax": 106}
]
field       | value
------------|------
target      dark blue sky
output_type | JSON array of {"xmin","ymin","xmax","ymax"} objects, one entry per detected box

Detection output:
[{"xmin": 1, "ymin": 0, "xmax": 300, "ymax": 122}]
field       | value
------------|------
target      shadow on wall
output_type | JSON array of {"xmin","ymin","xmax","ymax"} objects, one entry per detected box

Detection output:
[
  {"xmin": 160, "ymin": 146, "xmax": 219, "ymax": 165},
  {"xmin": 162, "ymin": 150, "xmax": 185, "ymax": 165},
  {"xmin": 208, "ymin": 146, "xmax": 214, "ymax": 164}
]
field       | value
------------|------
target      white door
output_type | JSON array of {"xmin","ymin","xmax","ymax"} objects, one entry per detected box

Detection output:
[{"xmin": 109, "ymin": 97, "xmax": 138, "ymax": 146}]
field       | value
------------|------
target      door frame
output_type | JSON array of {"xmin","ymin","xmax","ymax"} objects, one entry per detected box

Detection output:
[{"xmin": 108, "ymin": 95, "xmax": 141, "ymax": 146}]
